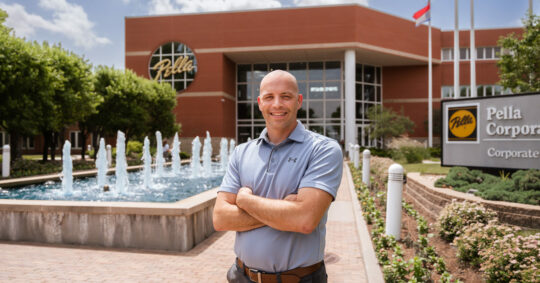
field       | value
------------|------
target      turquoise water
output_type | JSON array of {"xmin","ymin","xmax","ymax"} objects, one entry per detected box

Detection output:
[{"xmin": 0, "ymin": 164, "xmax": 224, "ymax": 203}]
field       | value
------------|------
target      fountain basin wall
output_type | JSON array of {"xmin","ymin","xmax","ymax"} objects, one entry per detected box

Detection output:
[{"xmin": 0, "ymin": 188, "xmax": 217, "ymax": 252}]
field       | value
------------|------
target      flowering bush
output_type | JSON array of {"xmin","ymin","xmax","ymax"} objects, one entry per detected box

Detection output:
[
  {"xmin": 453, "ymin": 220, "xmax": 516, "ymax": 267},
  {"xmin": 479, "ymin": 233, "xmax": 540, "ymax": 283},
  {"xmin": 437, "ymin": 200, "xmax": 498, "ymax": 242}
]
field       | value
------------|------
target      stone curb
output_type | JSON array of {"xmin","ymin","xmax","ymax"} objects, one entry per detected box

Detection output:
[{"xmin": 344, "ymin": 163, "xmax": 384, "ymax": 283}]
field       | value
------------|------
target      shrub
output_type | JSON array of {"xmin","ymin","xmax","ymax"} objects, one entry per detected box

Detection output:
[
  {"xmin": 453, "ymin": 220, "xmax": 516, "ymax": 267},
  {"xmin": 512, "ymin": 169, "xmax": 540, "ymax": 191},
  {"xmin": 428, "ymin": 147, "xmax": 441, "ymax": 158},
  {"xmin": 127, "ymin": 140, "xmax": 143, "ymax": 155},
  {"xmin": 479, "ymin": 233, "xmax": 540, "ymax": 283},
  {"xmin": 437, "ymin": 200, "xmax": 498, "ymax": 242},
  {"xmin": 388, "ymin": 136, "xmax": 429, "ymax": 164}
]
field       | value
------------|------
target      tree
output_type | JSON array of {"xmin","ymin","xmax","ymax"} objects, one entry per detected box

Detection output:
[
  {"xmin": 144, "ymin": 79, "xmax": 180, "ymax": 139},
  {"xmin": 498, "ymin": 13, "xmax": 540, "ymax": 93},
  {"xmin": 0, "ymin": 27, "xmax": 57, "ymax": 160},
  {"xmin": 40, "ymin": 43, "xmax": 99, "ymax": 161},
  {"xmin": 366, "ymin": 105, "xmax": 415, "ymax": 148}
]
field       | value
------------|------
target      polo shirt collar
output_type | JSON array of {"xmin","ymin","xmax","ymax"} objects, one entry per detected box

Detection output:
[{"xmin": 257, "ymin": 120, "xmax": 306, "ymax": 145}]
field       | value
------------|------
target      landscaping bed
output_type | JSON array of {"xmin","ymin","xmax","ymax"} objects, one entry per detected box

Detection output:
[{"xmin": 350, "ymin": 159, "xmax": 540, "ymax": 282}]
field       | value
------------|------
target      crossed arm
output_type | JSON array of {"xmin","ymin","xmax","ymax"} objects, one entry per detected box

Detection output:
[{"xmin": 212, "ymin": 187, "xmax": 333, "ymax": 234}]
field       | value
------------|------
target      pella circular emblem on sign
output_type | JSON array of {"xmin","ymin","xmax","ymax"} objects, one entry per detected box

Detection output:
[
  {"xmin": 448, "ymin": 108, "xmax": 477, "ymax": 140},
  {"xmin": 149, "ymin": 42, "xmax": 197, "ymax": 92}
]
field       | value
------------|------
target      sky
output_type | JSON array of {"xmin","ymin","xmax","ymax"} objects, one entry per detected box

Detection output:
[{"xmin": 0, "ymin": 0, "xmax": 538, "ymax": 69}]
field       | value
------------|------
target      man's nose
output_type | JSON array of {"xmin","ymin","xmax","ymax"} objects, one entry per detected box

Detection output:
[{"xmin": 271, "ymin": 97, "xmax": 283, "ymax": 107}]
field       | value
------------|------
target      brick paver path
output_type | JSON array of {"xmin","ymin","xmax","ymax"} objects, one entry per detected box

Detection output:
[{"xmin": 0, "ymin": 170, "xmax": 366, "ymax": 282}]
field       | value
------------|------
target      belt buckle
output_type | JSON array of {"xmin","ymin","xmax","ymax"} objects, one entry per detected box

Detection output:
[{"xmin": 248, "ymin": 268, "xmax": 262, "ymax": 283}]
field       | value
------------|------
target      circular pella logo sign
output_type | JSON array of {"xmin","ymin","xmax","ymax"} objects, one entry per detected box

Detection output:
[
  {"xmin": 447, "ymin": 106, "xmax": 478, "ymax": 142},
  {"xmin": 149, "ymin": 42, "xmax": 197, "ymax": 92}
]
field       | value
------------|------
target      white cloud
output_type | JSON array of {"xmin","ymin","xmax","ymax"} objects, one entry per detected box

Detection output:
[
  {"xmin": 293, "ymin": 0, "xmax": 368, "ymax": 7},
  {"xmin": 0, "ymin": 0, "xmax": 110, "ymax": 49},
  {"xmin": 148, "ymin": 0, "xmax": 282, "ymax": 15}
]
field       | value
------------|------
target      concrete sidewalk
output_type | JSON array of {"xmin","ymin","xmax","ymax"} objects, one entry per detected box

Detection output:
[{"xmin": 0, "ymin": 164, "xmax": 382, "ymax": 282}]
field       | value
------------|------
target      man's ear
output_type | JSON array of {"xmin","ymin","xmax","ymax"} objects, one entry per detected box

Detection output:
[{"xmin": 297, "ymin": 94, "xmax": 303, "ymax": 110}]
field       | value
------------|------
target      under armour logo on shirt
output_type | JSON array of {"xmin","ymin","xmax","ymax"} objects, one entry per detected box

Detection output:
[{"xmin": 288, "ymin": 157, "xmax": 297, "ymax": 163}]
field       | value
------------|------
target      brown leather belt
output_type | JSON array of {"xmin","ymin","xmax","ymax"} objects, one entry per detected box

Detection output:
[{"xmin": 236, "ymin": 258, "xmax": 322, "ymax": 283}]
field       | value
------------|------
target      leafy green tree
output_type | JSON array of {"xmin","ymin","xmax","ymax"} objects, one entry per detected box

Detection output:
[
  {"xmin": 498, "ymin": 13, "xmax": 540, "ymax": 92},
  {"xmin": 0, "ymin": 28, "xmax": 57, "ymax": 160},
  {"xmin": 144, "ymin": 79, "xmax": 180, "ymax": 139},
  {"xmin": 39, "ymin": 43, "xmax": 100, "ymax": 161},
  {"xmin": 366, "ymin": 105, "xmax": 415, "ymax": 148}
]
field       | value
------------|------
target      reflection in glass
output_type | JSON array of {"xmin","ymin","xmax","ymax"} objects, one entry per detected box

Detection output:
[
  {"xmin": 308, "ymin": 62, "xmax": 324, "ymax": 81},
  {"xmin": 325, "ymin": 62, "xmax": 341, "ymax": 80},
  {"xmin": 297, "ymin": 103, "xmax": 308, "ymax": 119},
  {"xmin": 356, "ymin": 64, "xmax": 363, "ymax": 82},
  {"xmin": 309, "ymin": 101, "xmax": 324, "ymax": 119},
  {"xmin": 376, "ymin": 67, "xmax": 381, "ymax": 84},
  {"xmin": 326, "ymin": 101, "xmax": 341, "ymax": 120},
  {"xmin": 356, "ymin": 83, "xmax": 362, "ymax": 100},
  {"xmin": 298, "ymin": 82, "xmax": 307, "ymax": 97},
  {"xmin": 309, "ymin": 125, "xmax": 324, "ymax": 135},
  {"xmin": 376, "ymin": 86, "xmax": 381, "ymax": 102},
  {"xmin": 289, "ymin": 62, "xmax": 307, "ymax": 81},
  {"xmin": 175, "ymin": 42, "xmax": 185, "ymax": 53},
  {"xmin": 237, "ymin": 84, "xmax": 248, "ymax": 100},
  {"xmin": 162, "ymin": 42, "xmax": 172, "ymax": 54},
  {"xmin": 364, "ymin": 65, "xmax": 375, "ymax": 83},
  {"xmin": 326, "ymin": 125, "xmax": 340, "ymax": 141},
  {"xmin": 238, "ymin": 64, "xmax": 250, "ymax": 82},
  {"xmin": 254, "ymin": 105, "xmax": 263, "ymax": 119},
  {"xmin": 253, "ymin": 64, "xmax": 268, "ymax": 82},
  {"xmin": 308, "ymin": 82, "xmax": 324, "ymax": 99},
  {"xmin": 356, "ymin": 103, "xmax": 364, "ymax": 120},
  {"xmin": 254, "ymin": 126, "xmax": 265, "ymax": 138},
  {"xmin": 237, "ymin": 103, "xmax": 252, "ymax": 119},
  {"xmin": 270, "ymin": 63, "xmax": 286, "ymax": 71},
  {"xmin": 325, "ymin": 81, "xmax": 341, "ymax": 99},
  {"xmin": 238, "ymin": 127, "xmax": 251, "ymax": 143},
  {"xmin": 364, "ymin": 103, "xmax": 375, "ymax": 120},
  {"xmin": 364, "ymin": 85, "xmax": 375, "ymax": 101}
]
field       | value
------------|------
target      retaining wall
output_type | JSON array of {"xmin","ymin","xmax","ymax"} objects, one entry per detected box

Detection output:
[
  {"xmin": 405, "ymin": 173, "xmax": 540, "ymax": 229},
  {"xmin": 0, "ymin": 188, "xmax": 217, "ymax": 252}
]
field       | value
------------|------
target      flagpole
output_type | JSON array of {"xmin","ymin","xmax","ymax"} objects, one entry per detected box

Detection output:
[
  {"xmin": 470, "ymin": 0, "xmax": 476, "ymax": 97},
  {"xmin": 428, "ymin": 0, "xmax": 433, "ymax": 147},
  {"xmin": 454, "ymin": 0, "xmax": 459, "ymax": 99}
]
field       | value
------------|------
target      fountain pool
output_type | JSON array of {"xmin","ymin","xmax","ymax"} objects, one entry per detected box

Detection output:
[{"xmin": 0, "ymin": 164, "xmax": 224, "ymax": 203}]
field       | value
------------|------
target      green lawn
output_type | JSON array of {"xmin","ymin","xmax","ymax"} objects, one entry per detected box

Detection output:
[{"xmin": 403, "ymin": 163, "xmax": 450, "ymax": 175}]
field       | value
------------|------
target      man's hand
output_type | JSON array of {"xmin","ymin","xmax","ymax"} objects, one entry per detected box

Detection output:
[{"xmin": 236, "ymin": 187, "xmax": 253, "ymax": 208}]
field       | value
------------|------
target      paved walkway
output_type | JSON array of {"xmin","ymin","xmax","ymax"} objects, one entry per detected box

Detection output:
[{"xmin": 0, "ymin": 165, "xmax": 379, "ymax": 282}]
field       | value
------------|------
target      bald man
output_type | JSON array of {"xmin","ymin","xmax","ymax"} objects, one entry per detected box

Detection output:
[{"xmin": 213, "ymin": 70, "xmax": 343, "ymax": 283}]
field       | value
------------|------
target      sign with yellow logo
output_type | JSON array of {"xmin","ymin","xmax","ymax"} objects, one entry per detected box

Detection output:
[
  {"xmin": 148, "ymin": 41, "xmax": 197, "ymax": 92},
  {"xmin": 447, "ymin": 105, "xmax": 478, "ymax": 142}
]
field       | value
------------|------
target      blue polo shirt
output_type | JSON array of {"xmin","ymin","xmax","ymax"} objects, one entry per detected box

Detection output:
[{"xmin": 219, "ymin": 121, "xmax": 343, "ymax": 272}]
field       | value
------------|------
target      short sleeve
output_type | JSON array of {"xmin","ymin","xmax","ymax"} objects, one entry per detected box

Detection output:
[
  {"xmin": 298, "ymin": 140, "xmax": 343, "ymax": 200},
  {"xmin": 218, "ymin": 146, "xmax": 241, "ymax": 194}
]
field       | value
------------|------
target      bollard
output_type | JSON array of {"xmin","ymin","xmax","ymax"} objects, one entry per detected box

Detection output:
[
  {"xmin": 348, "ymin": 143, "xmax": 354, "ymax": 161},
  {"xmin": 353, "ymin": 144, "xmax": 360, "ymax": 169},
  {"xmin": 2, "ymin": 145, "xmax": 10, "ymax": 178},
  {"xmin": 106, "ymin": 144, "xmax": 112, "ymax": 168},
  {"xmin": 385, "ymin": 163, "xmax": 404, "ymax": 240},
  {"xmin": 362, "ymin": 149, "xmax": 371, "ymax": 186}
]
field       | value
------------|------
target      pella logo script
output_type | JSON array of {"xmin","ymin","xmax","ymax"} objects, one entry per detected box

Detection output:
[{"xmin": 448, "ymin": 106, "xmax": 478, "ymax": 142}]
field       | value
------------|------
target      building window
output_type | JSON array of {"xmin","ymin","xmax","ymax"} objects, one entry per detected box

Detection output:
[
  {"xmin": 70, "ymin": 131, "xmax": 82, "ymax": 149},
  {"xmin": 355, "ymin": 64, "xmax": 383, "ymax": 147},
  {"xmin": 236, "ymin": 61, "xmax": 345, "ymax": 143},
  {"xmin": 21, "ymin": 136, "xmax": 34, "ymax": 150},
  {"xmin": 442, "ymin": 84, "xmax": 511, "ymax": 98},
  {"xmin": 149, "ymin": 42, "xmax": 196, "ymax": 92},
  {"xmin": 442, "ymin": 46, "xmax": 501, "ymax": 61}
]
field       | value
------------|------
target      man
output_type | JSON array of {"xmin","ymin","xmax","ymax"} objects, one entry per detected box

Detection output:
[{"xmin": 213, "ymin": 70, "xmax": 343, "ymax": 283}]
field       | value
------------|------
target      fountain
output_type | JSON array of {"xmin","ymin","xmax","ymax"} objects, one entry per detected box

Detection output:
[
  {"xmin": 141, "ymin": 136, "xmax": 153, "ymax": 189},
  {"xmin": 115, "ymin": 130, "xmax": 129, "ymax": 193},
  {"xmin": 191, "ymin": 136, "xmax": 202, "ymax": 177},
  {"xmin": 229, "ymin": 139, "xmax": 236, "ymax": 156},
  {"xmin": 95, "ymin": 138, "xmax": 108, "ymax": 189},
  {"xmin": 61, "ymin": 141, "xmax": 73, "ymax": 195},
  {"xmin": 0, "ymin": 130, "xmax": 225, "ymax": 253},
  {"xmin": 220, "ymin": 138, "xmax": 228, "ymax": 171},
  {"xmin": 171, "ymin": 133, "xmax": 181, "ymax": 175},
  {"xmin": 202, "ymin": 131, "xmax": 212, "ymax": 176},
  {"xmin": 155, "ymin": 131, "xmax": 165, "ymax": 177}
]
